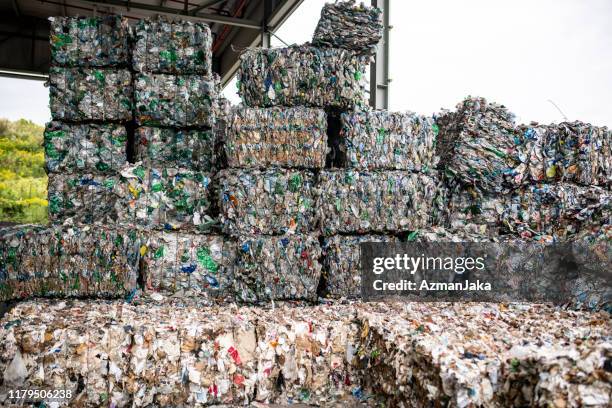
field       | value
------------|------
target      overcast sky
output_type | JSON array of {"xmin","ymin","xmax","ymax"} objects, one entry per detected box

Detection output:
[{"xmin": 1, "ymin": 0, "xmax": 611, "ymax": 127}]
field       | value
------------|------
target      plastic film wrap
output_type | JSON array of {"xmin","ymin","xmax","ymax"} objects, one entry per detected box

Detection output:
[{"xmin": 226, "ymin": 106, "xmax": 327, "ymax": 169}]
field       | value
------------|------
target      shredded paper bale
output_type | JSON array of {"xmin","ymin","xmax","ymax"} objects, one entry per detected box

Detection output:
[
  {"xmin": 49, "ymin": 16, "xmax": 131, "ymax": 67},
  {"xmin": 118, "ymin": 164, "xmax": 214, "ymax": 232},
  {"xmin": 312, "ymin": 0, "xmax": 383, "ymax": 56},
  {"xmin": 322, "ymin": 235, "xmax": 398, "ymax": 299},
  {"xmin": 516, "ymin": 121, "xmax": 611, "ymax": 187},
  {"xmin": 141, "ymin": 231, "xmax": 235, "ymax": 299},
  {"xmin": 435, "ymin": 96, "xmax": 520, "ymax": 194},
  {"xmin": 226, "ymin": 106, "xmax": 327, "ymax": 169},
  {"xmin": 238, "ymin": 45, "xmax": 368, "ymax": 109},
  {"xmin": 316, "ymin": 170, "xmax": 440, "ymax": 235},
  {"xmin": 134, "ymin": 127, "xmax": 216, "ymax": 171},
  {"xmin": 133, "ymin": 17, "xmax": 213, "ymax": 75},
  {"xmin": 218, "ymin": 168, "xmax": 317, "ymax": 236},
  {"xmin": 44, "ymin": 121, "xmax": 127, "ymax": 174},
  {"xmin": 233, "ymin": 234, "xmax": 322, "ymax": 303},
  {"xmin": 49, "ymin": 67, "xmax": 133, "ymax": 121},
  {"xmin": 135, "ymin": 73, "xmax": 217, "ymax": 127},
  {"xmin": 340, "ymin": 110, "xmax": 439, "ymax": 170},
  {"xmin": 0, "ymin": 225, "xmax": 140, "ymax": 301}
]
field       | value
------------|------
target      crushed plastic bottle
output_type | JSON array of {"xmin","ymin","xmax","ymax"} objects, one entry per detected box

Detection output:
[
  {"xmin": 44, "ymin": 121, "xmax": 127, "ymax": 174},
  {"xmin": 340, "ymin": 110, "xmax": 439, "ymax": 170},
  {"xmin": 133, "ymin": 17, "xmax": 213, "ymax": 75},
  {"xmin": 312, "ymin": 0, "xmax": 383, "ymax": 57},
  {"xmin": 226, "ymin": 106, "xmax": 327, "ymax": 169},
  {"xmin": 237, "ymin": 45, "xmax": 368, "ymax": 109},
  {"xmin": 49, "ymin": 16, "xmax": 132, "ymax": 67},
  {"xmin": 218, "ymin": 168, "xmax": 317, "ymax": 236},
  {"xmin": 49, "ymin": 67, "xmax": 133, "ymax": 121}
]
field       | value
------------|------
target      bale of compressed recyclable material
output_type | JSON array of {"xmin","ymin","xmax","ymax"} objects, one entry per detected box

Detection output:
[
  {"xmin": 435, "ymin": 96, "xmax": 520, "ymax": 194},
  {"xmin": 501, "ymin": 183, "xmax": 610, "ymax": 240},
  {"xmin": 316, "ymin": 170, "xmax": 439, "ymax": 235},
  {"xmin": 0, "ymin": 225, "xmax": 140, "ymax": 301},
  {"xmin": 218, "ymin": 168, "xmax": 317, "ymax": 236},
  {"xmin": 355, "ymin": 302, "xmax": 611, "ymax": 407},
  {"xmin": 516, "ymin": 121, "xmax": 611, "ymax": 187},
  {"xmin": 312, "ymin": 0, "xmax": 383, "ymax": 57},
  {"xmin": 49, "ymin": 67, "xmax": 133, "ymax": 121},
  {"xmin": 49, "ymin": 16, "xmax": 131, "ymax": 67},
  {"xmin": 233, "ymin": 234, "xmax": 322, "ymax": 303},
  {"xmin": 141, "ymin": 231, "xmax": 236, "ymax": 298},
  {"xmin": 445, "ymin": 186, "xmax": 506, "ymax": 236},
  {"xmin": 214, "ymin": 97, "xmax": 232, "ymax": 168},
  {"xmin": 226, "ymin": 106, "xmax": 327, "ymax": 169},
  {"xmin": 322, "ymin": 235, "xmax": 398, "ymax": 299},
  {"xmin": 237, "ymin": 45, "xmax": 368, "ymax": 109},
  {"xmin": 340, "ymin": 110, "xmax": 438, "ymax": 170},
  {"xmin": 44, "ymin": 121, "xmax": 128, "ymax": 174},
  {"xmin": 135, "ymin": 73, "xmax": 217, "ymax": 127},
  {"xmin": 47, "ymin": 172, "xmax": 123, "ymax": 225},
  {"xmin": 118, "ymin": 164, "xmax": 214, "ymax": 231},
  {"xmin": 134, "ymin": 127, "xmax": 216, "ymax": 171},
  {"xmin": 133, "ymin": 17, "xmax": 213, "ymax": 75}
]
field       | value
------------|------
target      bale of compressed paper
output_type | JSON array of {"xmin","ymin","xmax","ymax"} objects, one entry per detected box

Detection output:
[
  {"xmin": 49, "ymin": 16, "xmax": 131, "ymax": 67},
  {"xmin": 133, "ymin": 17, "xmax": 213, "ymax": 75},
  {"xmin": 44, "ymin": 121, "xmax": 127, "ymax": 174},
  {"xmin": 355, "ymin": 302, "xmax": 611, "ymax": 407},
  {"xmin": 47, "ymin": 172, "xmax": 123, "ymax": 225},
  {"xmin": 316, "ymin": 170, "xmax": 440, "ymax": 235},
  {"xmin": 218, "ymin": 168, "xmax": 317, "ymax": 236},
  {"xmin": 340, "ymin": 110, "xmax": 438, "ymax": 170},
  {"xmin": 233, "ymin": 234, "xmax": 322, "ymax": 303},
  {"xmin": 515, "ymin": 121, "xmax": 611, "ymax": 187},
  {"xmin": 49, "ymin": 67, "xmax": 133, "ymax": 121},
  {"xmin": 435, "ymin": 96, "xmax": 520, "ymax": 194},
  {"xmin": 226, "ymin": 106, "xmax": 327, "ymax": 169},
  {"xmin": 118, "ymin": 164, "xmax": 214, "ymax": 231},
  {"xmin": 0, "ymin": 225, "xmax": 140, "ymax": 301},
  {"xmin": 322, "ymin": 235, "xmax": 398, "ymax": 299},
  {"xmin": 501, "ymin": 183, "xmax": 610, "ymax": 240},
  {"xmin": 134, "ymin": 127, "xmax": 216, "ymax": 171},
  {"xmin": 141, "ymin": 231, "xmax": 235, "ymax": 298},
  {"xmin": 134, "ymin": 73, "xmax": 217, "ymax": 127},
  {"xmin": 238, "ymin": 45, "xmax": 368, "ymax": 109},
  {"xmin": 312, "ymin": 0, "xmax": 383, "ymax": 56}
]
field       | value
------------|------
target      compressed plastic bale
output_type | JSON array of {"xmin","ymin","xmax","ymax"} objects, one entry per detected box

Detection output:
[
  {"xmin": 118, "ymin": 164, "xmax": 214, "ymax": 231},
  {"xmin": 312, "ymin": 0, "xmax": 383, "ymax": 57},
  {"xmin": 340, "ymin": 110, "xmax": 439, "ymax": 170},
  {"xmin": 316, "ymin": 170, "xmax": 440, "ymax": 235},
  {"xmin": 435, "ymin": 96, "xmax": 520, "ymax": 194},
  {"xmin": 226, "ymin": 106, "xmax": 327, "ymax": 169},
  {"xmin": 141, "ymin": 231, "xmax": 235, "ymax": 298},
  {"xmin": 515, "ymin": 121, "xmax": 612, "ymax": 187},
  {"xmin": 49, "ymin": 67, "xmax": 133, "ymax": 122},
  {"xmin": 237, "ymin": 45, "xmax": 368, "ymax": 109},
  {"xmin": 133, "ymin": 17, "xmax": 213, "ymax": 75},
  {"xmin": 50, "ymin": 16, "xmax": 131, "ymax": 67},
  {"xmin": 445, "ymin": 185, "xmax": 506, "ymax": 237},
  {"xmin": 44, "ymin": 121, "xmax": 128, "ymax": 174},
  {"xmin": 501, "ymin": 183, "xmax": 610, "ymax": 240},
  {"xmin": 322, "ymin": 235, "xmax": 398, "ymax": 299},
  {"xmin": 214, "ymin": 97, "xmax": 232, "ymax": 168},
  {"xmin": 218, "ymin": 168, "xmax": 317, "ymax": 236},
  {"xmin": 233, "ymin": 234, "xmax": 322, "ymax": 303},
  {"xmin": 134, "ymin": 127, "xmax": 216, "ymax": 171},
  {"xmin": 135, "ymin": 73, "xmax": 217, "ymax": 127}
]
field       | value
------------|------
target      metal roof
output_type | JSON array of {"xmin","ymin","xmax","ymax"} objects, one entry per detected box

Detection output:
[{"xmin": 0, "ymin": 0, "xmax": 303, "ymax": 85}]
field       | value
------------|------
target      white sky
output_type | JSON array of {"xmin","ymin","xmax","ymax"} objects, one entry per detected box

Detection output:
[{"xmin": 1, "ymin": 0, "xmax": 611, "ymax": 127}]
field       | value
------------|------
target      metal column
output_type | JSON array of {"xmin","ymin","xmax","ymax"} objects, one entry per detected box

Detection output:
[
  {"xmin": 261, "ymin": 0, "xmax": 273, "ymax": 48},
  {"xmin": 370, "ymin": 0, "xmax": 389, "ymax": 109}
]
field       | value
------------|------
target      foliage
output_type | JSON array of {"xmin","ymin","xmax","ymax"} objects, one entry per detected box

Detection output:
[{"xmin": 0, "ymin": 119, "xmax": 48, "ymax": 224}]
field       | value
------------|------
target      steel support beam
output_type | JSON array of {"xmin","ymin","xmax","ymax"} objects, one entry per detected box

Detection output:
[
  {"xmin": 0, "ymin": 69, "xmax": 48, "ymax": 81},
  {"xmin": 77, "ymin": 0, "xmax": 260, "ymax": 28},
  {"xmin": 261, "ymin": 0, "xmax": 273, "ymax": 48},
  {"xmin": 189, "ymin": 0, "xmax": 225, "ymax": 15},
  {"xmin": 370, "ymin": 0, "xmax": 389, "ymax": 109}
]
